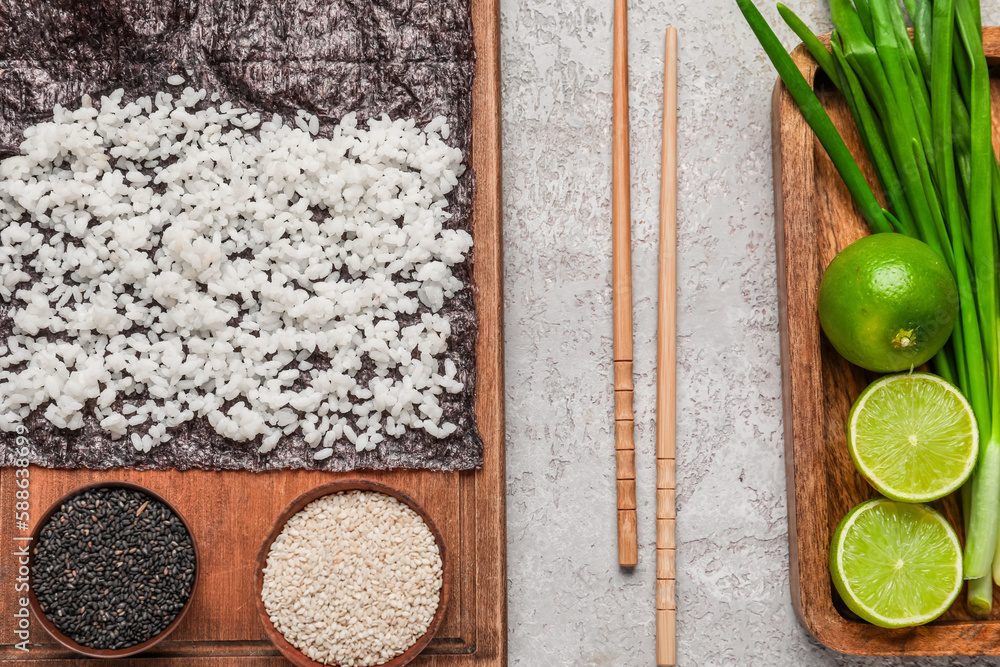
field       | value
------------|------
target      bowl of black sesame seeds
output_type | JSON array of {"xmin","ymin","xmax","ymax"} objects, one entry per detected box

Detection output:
[{"xmin": 28, "ymin": 481, "xmax": 198, "ymax": 658}]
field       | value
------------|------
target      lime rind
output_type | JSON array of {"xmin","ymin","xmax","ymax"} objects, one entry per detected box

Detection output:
[
  {"xmin": 817, "ymin": 234, "xmax": 959, "ymax": 373},
  {"xmin": 847, "ymin": 373, "xmax": 978, "ymax": 503},
  {"xmin": 830, "ymin": 499, "xmax": 963, "ymax": 628}
]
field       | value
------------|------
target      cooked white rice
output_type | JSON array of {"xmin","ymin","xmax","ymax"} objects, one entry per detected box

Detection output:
[{"xmin": 0, "ymin": 88, "xmax": 472, "ymax": 454}]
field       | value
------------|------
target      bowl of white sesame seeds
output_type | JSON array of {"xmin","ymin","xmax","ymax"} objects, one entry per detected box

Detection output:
[{"xmin": 254, "ymin": 479, "xmax": 449, "ymax": 667}]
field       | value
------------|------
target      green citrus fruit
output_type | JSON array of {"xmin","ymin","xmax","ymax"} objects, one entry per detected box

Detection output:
[
  {"xmin": 817, "ymin": 233, "xmax": 958, "ymax": 372},
  {"xmin": 830, "ymin": 499, "xmax": 962, "ymax": 628},
  {"xmin": 847, "ymin": 373, "xmax": 977, "ymax": 502}
]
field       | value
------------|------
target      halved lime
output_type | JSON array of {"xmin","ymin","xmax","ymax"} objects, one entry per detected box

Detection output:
[
  {"xmin": 848, "ymin": 372, "xmax": 977, "ymax": 502},
  {"xmin": 830, "ymin": 499, "xmax": 962, "ymax": 628}
]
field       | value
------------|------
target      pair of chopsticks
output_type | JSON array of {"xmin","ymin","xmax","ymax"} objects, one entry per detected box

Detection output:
[{"xmin": 611, "ymin": 3, "xmax": 678, "ymax": 664}]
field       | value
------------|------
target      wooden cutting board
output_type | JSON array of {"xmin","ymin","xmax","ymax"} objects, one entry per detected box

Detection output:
[
  {"xmin": 774, "ymin": 27, "xmax": 1000, "ymax": 656},
  {"xmin": 0, "ymin": 0, "xmax": 505, "ymax": 664}
]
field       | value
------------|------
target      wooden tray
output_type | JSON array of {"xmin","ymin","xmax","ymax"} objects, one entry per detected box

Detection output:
[
  {"xmin": 775, "ymin": 27, "xmax": 1000, "ymax": 656},
  {"xmin": 0, "ymin": 0, "xmax": 505, "ymax": 664}
]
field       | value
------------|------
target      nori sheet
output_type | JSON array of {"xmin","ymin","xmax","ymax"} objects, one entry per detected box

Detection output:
[{"xmin": 0, "ymin": 0, "xmax": 482, "ymax": 471}]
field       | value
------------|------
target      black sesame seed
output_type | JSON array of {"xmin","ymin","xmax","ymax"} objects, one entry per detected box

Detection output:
[{"xmin": 31, "ymin": 487, "xmax": 195, "ymax": 651}]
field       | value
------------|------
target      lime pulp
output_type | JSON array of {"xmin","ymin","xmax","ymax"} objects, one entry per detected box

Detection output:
[{"xmin": 830, "ymin": 499, "xmax": 962, "ymax": 628}]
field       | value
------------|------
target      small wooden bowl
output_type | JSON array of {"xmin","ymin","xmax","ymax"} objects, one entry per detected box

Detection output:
[
  {"xmin": 255, "ymin": 479, "xmax": 450, "ymax": 667},
  {"xmin": 27, "ymin": 480, "xmax": 199, "ymax": 659}
]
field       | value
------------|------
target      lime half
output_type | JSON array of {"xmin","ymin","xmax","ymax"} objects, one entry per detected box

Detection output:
[
  {"xmin": 848, "ymin": 372, "xmax": 977, "ymax": 502},
  {"xmin": 830, "ymin": 499, "xmax": 962, "ymax": 628}
]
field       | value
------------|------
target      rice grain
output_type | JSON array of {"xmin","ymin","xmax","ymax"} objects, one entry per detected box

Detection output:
[{"xmin": 0, "ymin": 90, "xmax": 472, "ymax": 458}]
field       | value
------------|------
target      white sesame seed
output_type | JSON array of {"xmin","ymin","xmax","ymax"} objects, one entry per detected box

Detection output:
[{"xmin": 261, "ymin": 491, "xmax": 442, "ymax": 665}]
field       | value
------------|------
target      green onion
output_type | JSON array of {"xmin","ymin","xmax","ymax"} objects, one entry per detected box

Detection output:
[
  {"xmin": 911, "ymin": 141, "xmax": 953, "ymax": 271},
  {"xmin": 830, "ymin": 0, "xmax": 886, "ymax": 107},
  {"xmin": 929, "ymin": 0, "xmax": 989, "ymax": 467},
  {"xmin": 965, "ymin": 482, "xmax": 993, "ymax": 615},
  {"xmin": 884, "ymin": 0, "xmax": 935, "ymax": 175},
  {"xmin": 733, "ymin": 0, "xmax": 892, "ymax": 233},
  {"xmin": 777, "ymin": 4, "xmax": 841, "ymax": 91},
  {"xmin": 831, "ymin": 34, "xmax": 917, "ymax": 237},
  {"xmin": 853, "ymin": 0, "xmax": 876, "ymax": 42},
  {"xmin": 912, "ymin": 0, "xmax": 933, "ymax": 83},
  {"xmin": 953, "ymin": 0, "xmax": 1000, "ymax": 580},
  {"xmin": 865, "ymin": 0, "xmax": 940, "ymax": 246}
]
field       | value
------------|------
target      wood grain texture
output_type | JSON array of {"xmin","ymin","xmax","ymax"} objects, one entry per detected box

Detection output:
[
  {"xmin": 612, "ymin": 0, "xmax": 638, "ymax": 569},
  {"xmin": 656, "ymin": 610, "xmax": 675, "ymax": 667},
  {"xmin": 656, "ymin": 27, "xmax": 678, "ymax": 667},
  {"xmin": 0, "ymin": 0, "xmax": 506, "ymax": 664},
  {"xmin": 775, "ymin": 26, "xmax": 1000, "ymax": 657}
]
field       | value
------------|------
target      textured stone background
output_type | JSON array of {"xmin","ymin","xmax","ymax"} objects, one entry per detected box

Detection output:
[{"xmin": 499, "ymin": 1, "xmax": 1000, "ymax": 665}]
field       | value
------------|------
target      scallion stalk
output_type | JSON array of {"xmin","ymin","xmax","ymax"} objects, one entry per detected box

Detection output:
[
  {"xmin": 912, "ymin": 0, "xmax": 933, "ymax": 83},
  {"xmin": 831, "ymin": 34, "xmax": 918, "ymax": 237},
  {"xmin": 954, "ymin": 0, "xmax": 1000, "ymax": 580},
  {"xmin": 777, "ymin": 4, "xmax": 841, "ymax": 91},
  {"xmin": 734, "ymin": 0, "xmax": 892, "ymax": 232}
]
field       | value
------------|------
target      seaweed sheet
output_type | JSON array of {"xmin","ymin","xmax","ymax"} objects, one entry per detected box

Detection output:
[{"xmin": 0, "ymin": 0, "xmax": 482, "ymax": 471}]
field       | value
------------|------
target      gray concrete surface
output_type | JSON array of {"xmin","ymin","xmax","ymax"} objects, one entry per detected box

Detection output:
[{"xmin": 499, "ymin": 1, "xmax": 1000, "ymax": 665}]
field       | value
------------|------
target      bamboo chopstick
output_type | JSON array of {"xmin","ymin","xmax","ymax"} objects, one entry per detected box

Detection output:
[
  {"xmin": 612, "ymin": 0, "xmax": 637, "ymax": 569},
  {"xmin": 656, "ymin": 26, "xmax": 679, "ymax": 667}
]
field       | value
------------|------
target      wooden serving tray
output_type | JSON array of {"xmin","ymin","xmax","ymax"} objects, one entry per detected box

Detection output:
[
  {"xmin": 0, "ymin": 0, "xmax": 505, "ymax": 664},
  {"xmin": 774, "ymin": 27, "xmax": 1000, "ymax": 656}
]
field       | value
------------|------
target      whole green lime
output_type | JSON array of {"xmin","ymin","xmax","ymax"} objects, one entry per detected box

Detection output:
[{"xmin": 817, "ymin": 233, "xmax": 958, "ymax": 373}]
